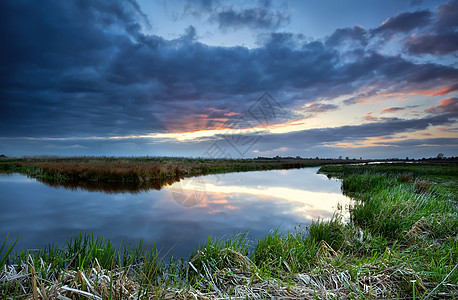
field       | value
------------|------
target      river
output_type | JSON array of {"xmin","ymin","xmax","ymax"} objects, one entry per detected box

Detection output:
[{"xmin": 0, "ymin": 167, "xmax": 350, "ymax": 258}]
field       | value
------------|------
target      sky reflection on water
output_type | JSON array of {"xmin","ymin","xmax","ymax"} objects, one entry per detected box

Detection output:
[{"xmin": 0, "ymin": 167, "xmax": 350, "ymax": 258}]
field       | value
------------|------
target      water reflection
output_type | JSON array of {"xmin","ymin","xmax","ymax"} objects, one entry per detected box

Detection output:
[
  {"xmin": 0, "ymin": 168, "xmax": 350, "ymax": 258},
  {"xmin": 168, "ymin": 168, "xmax": 351, "ymax": 221},
  {"xmin": 35, "ymin": 175, "xmax": 179, "ymax": 194}
]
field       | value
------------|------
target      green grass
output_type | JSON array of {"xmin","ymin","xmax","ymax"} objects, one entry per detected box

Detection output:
[
  {"xmin": 1, "ymin": 162, "xmax": 457, "ymax": 298},
  {"xmin": 320, "ymin": 163, "xmax": 458, "ymax": 297},
  {"xmin": 0, "ymin": 234, "xmax": 19, "ymax": 271}
]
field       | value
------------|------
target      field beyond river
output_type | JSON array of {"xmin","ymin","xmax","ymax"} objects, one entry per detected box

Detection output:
[
  {"xmin": 0, "ymin": 156, "xmax": 372, "ymax": 192},
  {"xmin": 1, "ymin": 158, "xmax": 457, "ymax": 299}
]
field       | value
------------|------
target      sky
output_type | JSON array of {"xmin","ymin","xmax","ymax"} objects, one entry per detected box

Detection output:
[{"xmin": 0, "ymin": 0, "xmax": 457, "ymax": 159}]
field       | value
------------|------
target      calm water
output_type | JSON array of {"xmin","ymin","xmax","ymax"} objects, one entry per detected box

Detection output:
[{"xmin": 0, "ymin": 167, "xmax": 350, "ymax": 258}]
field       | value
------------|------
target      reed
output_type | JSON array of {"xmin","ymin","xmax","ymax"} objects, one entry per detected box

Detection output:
[{"xmin": 0, "ymin": 156, "xmax": 368, "ymax": 193}]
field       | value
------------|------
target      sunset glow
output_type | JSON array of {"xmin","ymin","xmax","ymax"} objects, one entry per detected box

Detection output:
[{"xmin": 1, "ymin": 0, "xmax": 456, "ymax": 158}]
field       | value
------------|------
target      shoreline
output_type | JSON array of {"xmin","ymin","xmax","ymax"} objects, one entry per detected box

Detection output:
[
  {"xmin": 0, "ymin": 156, "xmax": 371, "ymax": 193},
  {"xmin": 1, "ymin": 156, "xmax": 454, "ymax": 192}
]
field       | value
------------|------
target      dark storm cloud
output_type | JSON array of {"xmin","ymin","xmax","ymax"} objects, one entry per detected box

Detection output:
[
  {"xmin": 0, "ymin": 0, "xmax": 164, "ymax": 138},
  {"xmin": 435, "ymin": 0, "xmax": 458, "ymax": 30},
  {"xmin": 183, "ymin": 0, "xmax": 289, "ymax": 31},
  {"xmin": 1, "ymin": 0, "xmax": 457, "ymax": 153},
  {"xmin": 363, "ymin": 1, "xmax": 458, "ymax": 56},
  {"xmin": 402, "ymin": 0, "xmax": 458, "ymax": 55},
  {"xmin": 213, "ymin": 7, "xmax": 289, "ymax": 30},
  {"xmin": 371, "ymin": 10, "xmax": 431, "ymax": 37},
  {"xmin": 325, "ymin": 26, "xmax": 368, "ymax": 47},
  {"xmin": 405, "ymin": 31, "xmax": 458, "ymax": 55}
]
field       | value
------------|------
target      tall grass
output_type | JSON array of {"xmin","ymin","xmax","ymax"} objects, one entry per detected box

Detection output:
[
  {"xmin": 342, "ymin": 173, "xmax": 457, "ymax": 241},
  {"xmin": 0, "ymin": 234, "xmax": 19, "ymax": 270},
  {"xmin": 320, "ymin": 163, "xmax": 458, "ymax": 298}
]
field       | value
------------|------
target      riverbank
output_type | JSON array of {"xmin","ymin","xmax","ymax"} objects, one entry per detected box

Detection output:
[
  {"xmin": 0, "ymin": 156, "xmax": 370, "ymax": 192},
  {"xmin": 1, "ymin": 162, "xmax": 457, "ymax": 298}
]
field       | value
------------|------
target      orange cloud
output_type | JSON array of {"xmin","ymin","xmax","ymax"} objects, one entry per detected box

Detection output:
[
  {"xmin": 212, "ymin": 199, "xmax": 229, "ymax": 204},
  {"xmin": 363, "ymin": 112, "xmax": 377, "ymax": 121},
  {"xmin": 209, "ymin": 118, "xmax": 229, "ymax": 122},
  {"xmin": 380, "ymin": 107, "xmax": 404, "ymax": 113},
  {"xmin": 412, "ymin": 89, "xmax": 436, "ymax": 96},
  {"xmin": 432, "ymin": 87, "xmax": 454, "ymax": 96},
  {"xmin": 224, "ymin": 112, "xmax": 240, "ymax": 116},
  {"xmin": 358, "ymin": 99, "xmax": 385, "ymax": 104},
  {"xmin": 224, "ymin": 205, "xmax": 239, "ymax": 210},
  {"xmin": 411, "ymin": 85, "xmax": 458, "ymax": 97},
  {"xmin": 425, "ymin": 97, "xmax": 458, "ymax": 114}
]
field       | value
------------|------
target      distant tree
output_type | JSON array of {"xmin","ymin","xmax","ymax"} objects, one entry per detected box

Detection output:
[
  {"xmin": 338, "ymin": 155, "xmax": 342, "ymax": 160},
  {"xmin": 345, "ymin": 156, "xmax": 349, "ymax": 160},
  {"xmin": 437, "ymin": 153, "xmax": 444, "ymax": 159}
]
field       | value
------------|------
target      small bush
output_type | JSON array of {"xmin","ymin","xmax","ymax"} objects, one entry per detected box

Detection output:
[
  {"xmin": 414, "ymin": 179, "xmax": 430, "ymax": 194},
  {"xmin": 399, "ymin": 172, "xmax": 413, "ymax": 183}
]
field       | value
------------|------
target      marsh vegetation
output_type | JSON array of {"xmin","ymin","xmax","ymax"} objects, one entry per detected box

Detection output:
[
  {"xmin": 1, "ymin": 162, "xmax": 457, "ymax": 298},
  {"xmin": 0, "ymin": 156, "xmax": 366, "ymax": 193}
]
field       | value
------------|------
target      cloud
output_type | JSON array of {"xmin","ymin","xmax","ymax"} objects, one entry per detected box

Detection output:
[
  {"xmin": 426, "ymin": 83, "xmax": 458, "ymax": 96},
  {"xmin": 326, "ymin": 26, "xmax": 368, "ymax": 47},
  {"xmin": 304, "ymin": 103, "xmax": 339, "ymax": 113},
  {"xmin": 374, "ymin": 138, "xmax": 458, "ymax": 147},
  {"xmin": 252, "ymin": 113, "xmax": 456, "ymax": 154},
  {"xmin": 2, "ymin": 0, "xmax": 457, "ymax": 140},
  {"xmin": 402, "ymin": 0, "xmax": 458, "ymax": 55},
  {"xmin": 363, "ymin": 1, "xmax": 458, "ymax": 56},
  {"xmin": 425, "ymin": 98, "xmax": 458, "ymax": 115},
  {"xmin": 372, "ymin": 10, "xmax": 431, "ymax": 38},
  {"xmin": 435, "ymin": 0, "xmax": 458, "ymax": 31},
  {"xmin": 183, "ymin": 0, "xmax": 220, "ymax": 17},
  {"xmin": 380, "ymin": 107, "xmax": 405, "ymax": 113},
  {"xmin": 183, "ymin": 0, "xmax": 290, "ymax": 31},
  {"xmin": 213, "ymin": 7, "xmax": 289, "ymax": 31},
  {"xmin": 363, "ymin": 113, "xmax": 377, "ymax": 121},
  {"xmin": 43, "ymin": 144, "xmax": 88, "ymax": 150},
  {"xmin": 409, "ymin": 0, "xmax": 424, "ymax": 6},
  {"xmin": 404, "ymin": 31, "xmax": 458, "ymax": 55},
  {"xmin": 0, "ymin": 0, "xmax": 457, "ymax": 158}
]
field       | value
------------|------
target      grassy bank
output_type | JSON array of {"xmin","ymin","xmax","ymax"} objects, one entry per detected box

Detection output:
[
  {"xmin": 0, "ymin": 156, "xmax": 368, "ymax": 192},
  {"xmin": 1, "ymin": 163, "xmax": 457, "ymax": 298}
]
